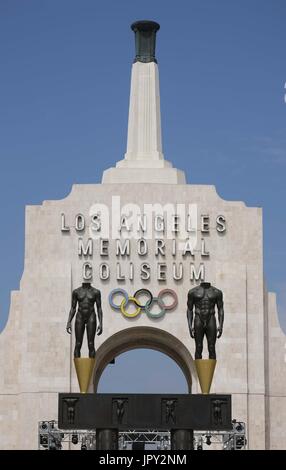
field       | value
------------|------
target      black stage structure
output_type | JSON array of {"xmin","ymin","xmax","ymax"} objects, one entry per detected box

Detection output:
[{"xmin": 58, "ymin": 393, "xmax": 232, "ymax": 450}]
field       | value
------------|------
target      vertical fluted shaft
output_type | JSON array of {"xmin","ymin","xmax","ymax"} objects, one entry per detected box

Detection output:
[{"xmin": 124, "ymin": 61, "xmax": 163, "ymax": 162}]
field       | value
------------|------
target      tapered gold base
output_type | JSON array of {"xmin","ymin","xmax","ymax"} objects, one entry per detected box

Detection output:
[
  {"xmin": 195, "ymin": 359, "xmax": 217, "ymax": 394},
  {"xmin": 74, "ymin": 358, "xmax": 95, "ymax": 393}
]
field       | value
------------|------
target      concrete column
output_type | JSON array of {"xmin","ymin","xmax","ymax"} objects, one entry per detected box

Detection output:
[
  {"xmin": 123, "ymin": 61, "xmax": 164, "ymax": 163},
  {"xmin": 102, "ymin": 20, "xmax": 186, "ymax": 183},
  {"xmin": 171, "ymin": 429, "xmax": 194, "ymax": 450},
  {"xmin": 96, "ymin": 429, "xmax": 118, "ymax": 450}
]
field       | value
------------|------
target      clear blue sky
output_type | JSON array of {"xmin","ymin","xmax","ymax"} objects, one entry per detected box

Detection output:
[{"xmin": 0, "ymin": 1, "xmax": 286, "ymax": 392}]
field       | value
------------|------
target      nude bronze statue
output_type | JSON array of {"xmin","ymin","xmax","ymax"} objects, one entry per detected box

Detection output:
[
  {"xmin": 187, "ymin": 282, "xmax": 224, "ymax": 359},
  {"xmin": 66, "ymin": 282, "xmax": 103, "ymax": 358}
]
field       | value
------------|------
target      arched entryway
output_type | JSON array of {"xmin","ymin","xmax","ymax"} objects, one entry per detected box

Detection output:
[
  {"xmin": 93, "ymin": 326, "xmax": 196, "ymax": 393},
  {"xmin": 98, "ymin": 349, "xmax": 188, "ymax": 393}
]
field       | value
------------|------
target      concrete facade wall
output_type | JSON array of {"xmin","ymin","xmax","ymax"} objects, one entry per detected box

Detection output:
[
  {"xmin": 0, "ymin": 182, "xmax": 285, "ymax": 449},
  {"xmin": 264, "ymin": 292, "xmax": 286, "ymax": 449}
]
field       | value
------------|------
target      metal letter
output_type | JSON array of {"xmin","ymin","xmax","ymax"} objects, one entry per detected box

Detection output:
[
  {"xmin": 116, "ymin": 262, "xmax": 125, "ymax": 280},
  {"xmin": 129, "ymin": 262, "xmax": 134, "ymax": 280},
  {"xmin": 61, "ymin": 213, "xmax": 70, "ymax": 232},
  {"xmin": 91, "ymin": 214, "xmax": 101, "ymax": 232},
  {"xmin": 157, "ymin": 263, "xmax": 167, "ymax": 281},
  {"xmin": 154, "ymin": 215, "xmax": 165, "ymax": 232},
  {"xmin": 201, "ymin": 215, "xmax": 210, "ymax": 233},
  {"xmin": 201, "ymin": 238, "xmax": 209, "ymax": 257},
  {"xmin": 78, "ymin": 238, "xmax": 93, "ymax": 257},
  {"xmin": 137, "ymin": 214, "xmax": 147, "ymax": 233},
  {"xmin": 172, "ymin": 215, "xmax": 180, "ymax": 233},
  {"xmin": 99, "ymin": 263, "xmax": 110, "ymax": 280},
  {"xmin": 137, "ymin": 238, "xmax": 148, "ymax": 256},
  {"xmin": 119, "ymin": 215, "xmax": 131, "ymax": 232},
  {"xmin": 100, "ymin": 239, "xmax": 109, "ymax": 256},
  {"xmin": 183, "ymin": 239, "xmax": 194, "ymax": 256},
  {"xmin": 83, "ymin": 262, "xmax": 93, "ymax": 280},
  {"xmin": 155, "ymin": 239, "xmax": 165, "ymax": 256},
  {"xmin": 173, "ymin": 262, "xmax": 183, "ymax": 280},
  {"xmin": 140, "ymin": 263, "xmax": 150, "ymax": 280},
  {"xmin": 172, "ymin": 239, "xmax": 176, "ymax": 256},
  {"xmin": 216, "ymin": 215, "xmax": 226, "ymax": 233},
  {"xmin": 75, "ymin": 214, "xmax": 85, "ymax": 232},
  {"xmin": 116, "ymin": 239, "xmax": 130, "ymax": 256},
  {"xmin": 190, "ymin": 264, "xmax": 205, "ymax": 281}
]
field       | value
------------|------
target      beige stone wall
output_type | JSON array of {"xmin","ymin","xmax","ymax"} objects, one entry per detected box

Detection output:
[
  {"xmin": 264, "ymin": 292, "xmax": 286, "ymax": 449},
  {"xmin": 0, "ymin": 182, "xmax": 285, "ymax": 449}
]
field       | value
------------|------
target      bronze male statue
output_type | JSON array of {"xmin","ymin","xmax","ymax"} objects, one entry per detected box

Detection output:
[
  {"xmin": 187, "ymin": 282, "xmax": 224, "ymax": 359},
  {"xmin": 66, "ymin": 282, "xmax": 103, "ymax": 358}
]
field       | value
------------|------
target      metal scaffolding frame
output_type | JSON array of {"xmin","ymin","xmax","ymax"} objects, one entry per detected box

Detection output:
[{"xmin": 38, "ymin": 419, "xmax": 247, "ymax": 450}]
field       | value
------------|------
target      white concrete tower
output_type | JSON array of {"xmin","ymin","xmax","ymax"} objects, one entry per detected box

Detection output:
[{"xmin": 102, "ymin": 20, "xmax": 186, "ymax": 184}]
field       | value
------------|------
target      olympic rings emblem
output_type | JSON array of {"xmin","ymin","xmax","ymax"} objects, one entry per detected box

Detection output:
[{"xmin": 109, "ymin": 288, "xmax": 178, "ymax": 319}]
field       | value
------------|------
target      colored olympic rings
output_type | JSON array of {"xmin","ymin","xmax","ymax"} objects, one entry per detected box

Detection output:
[
  {"xmin": 156, "ymin": 289, "xmax": 178, "ymax": 310},
  {"xmin": 133, "ymin": 288, "xmax": 153, "ymax": 308},
  {"xmin": 144, "ymin": 297, "xmax": 165, "ymax": 319},
  {"xmin": 108, "ymin": 288, "xmax": 178, "ymax": 319},
  {"xmin": 120, "ymin": 297, "xmax": 141, "ymax": 318},
  {"xmin": 109, "ymin": 289, "xmax": 129, "ymax": 309}
]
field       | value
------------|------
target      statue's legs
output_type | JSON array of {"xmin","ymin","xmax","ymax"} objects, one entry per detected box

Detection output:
[
  {"xmin": 86, "ymin": 313, "xmax": 96, "ymax": 358},
  {"xmin": 194, "ymin": 315, "xmax": 204, "ymax": 359},
  {"xmin": 74, "ymin": 316, "xmax": 85, "ymax": 358},
  {"xmin": 206, "ymin": 316, "xmax": 217, "ymax": 359}
]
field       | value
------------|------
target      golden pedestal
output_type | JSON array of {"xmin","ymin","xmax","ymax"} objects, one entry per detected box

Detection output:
[
  {"xmin": 195, "ymin": 359, "xmax": 217, "ymax": 394},
  {"xmin": 74, "ymin": 358, "xmax": 95, "ymax": 393}
]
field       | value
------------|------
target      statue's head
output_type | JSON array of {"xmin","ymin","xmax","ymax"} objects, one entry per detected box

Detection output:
[{"xmin": 200, "ymin": 281, "xmax": 211, "ymax": 288}]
